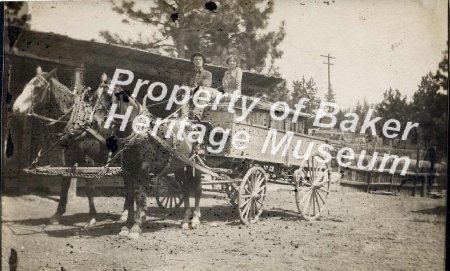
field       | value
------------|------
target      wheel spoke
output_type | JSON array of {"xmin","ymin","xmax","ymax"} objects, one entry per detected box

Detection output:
[
  {"xmin": 315, "ymin": 178, "xmax": 330, "ymax": 188},
  {"xmin": 311, "ymin": 189, "xmax": 316, "ymax": 217},
  {"xmin": 297, "ymin": 186, "xmax": 310, "ymax": 194},
  {"xmin": 302, "ymin": 168, "xmax": 309, "ymax": 179},
  {"xmin": 252, "ymin": 200, "xmax": 258, "ymax": 219},
  {"xmin": 314, "ymin": 190, "xmax": 322, "ymax": 215},
  {"xmin": 316, "ymin": 188, "xmax": 326, "ymax": 204},
  {"xmin": 239, "ymin": 199, "xmax": 251, "ymax": 214},
  {"xmin": 256, "ymin": 184, "xmax": 266, "ymax": 194},
  {"xmin": 255, "ymin": 176, "xmax": 264, "ymax": 189},
  {"xmin": 299, "ymin": 188, "xmax": 312, "ymax": 206},
  {"xmin": 249, "ymin": 201, "xmax": 255, "ymax": 220},
  {"xmin": 315, "ymin": 172, "xmax": 326, "ymax": 184},
  {"xmin": 241, "ymin": 198, "xmax": 252, "ymax": 218},
  {"xmin": 244, "ymin": 185, "xmax": 252, "ymax": 195},
  {"xmin": 303, "ymin": 192, "xmax": 311, "ymax": 217},
  {"xmin": 256, "ymin": 199, "xmax": 263, "ymax": 207},
  {"xmin": 240, "ymin": 197, "xmax": 251, "ymax": 208}
]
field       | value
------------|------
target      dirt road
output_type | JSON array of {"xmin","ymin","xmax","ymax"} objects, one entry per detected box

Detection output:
[{"xmin": 2, "ymin": 185, "xmax": 445, "ymax": 270}]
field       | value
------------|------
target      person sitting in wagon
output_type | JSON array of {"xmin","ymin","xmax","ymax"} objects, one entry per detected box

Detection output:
[
  {"xmin": 181, "ymin": 52, "xmax": 215, "ymax": 120},
  {"xmin": 221, "ymin": 55, "xmax": 242, "ymax": 96},
  {"xmin": 183, "ymin": 52, "xmax": 212, "ymax": 89}
]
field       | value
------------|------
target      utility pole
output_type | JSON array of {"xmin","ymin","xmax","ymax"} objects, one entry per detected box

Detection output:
[{"xmin": 320, "ymin": 54, "xmax": 335, "ymax": 101}]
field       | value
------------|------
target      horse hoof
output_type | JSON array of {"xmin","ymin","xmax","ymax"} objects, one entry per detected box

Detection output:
[
  {"xmin": 128, "ymin": 232, "xmax": 140, "ymax": 240},
  {"xmin": 181, "ymin": 222, "xmax": 190, "ymax": 230},
  {"xmin": 118, "ymin": 226, "xmax": 129, "ymax": 237},
  {"xmin": 140, "ymin": 214, "xmax": 147, "ymax": 223},
  {"xmin": 191, "ymin": 218, "xmax": 200, "ymax": 229},
  {"xmin": 49, "ymin": 215, "xmax": 62, "ymax": 225},
  {"xmin": 130, "ymin": 224, "xmax": 142, "ymax": 234},
  {"xmin": 119, "ymin": 210, "xmax": 128, "ymax": 222},
  {"xmin": 84, "ymin": 218, "xmax": 96, "ymax": 229}
]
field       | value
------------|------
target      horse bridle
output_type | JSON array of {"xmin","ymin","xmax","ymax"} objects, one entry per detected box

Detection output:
[{"xmin": 29, "ymin": 74, "xmax": 51, "ymax": 114}]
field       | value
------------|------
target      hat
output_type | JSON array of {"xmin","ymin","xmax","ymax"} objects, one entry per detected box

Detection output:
[{"xmin": 190, "ymin": 52, "xmax": 206, "ymax": 63}]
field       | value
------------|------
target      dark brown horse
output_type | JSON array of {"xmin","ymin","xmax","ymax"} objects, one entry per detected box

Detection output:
[
  {"xmin": 96, "ymin": 77, "xmax": 204, "ymax": 238},
  {"xmin": 12, "ymin": 67, "xmax": 112, "ymax": 227}
]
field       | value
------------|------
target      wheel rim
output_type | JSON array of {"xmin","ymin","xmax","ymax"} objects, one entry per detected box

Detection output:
[
  {"xmin": 238, "ymin": 167, "xmax": 267, "ymax": 225},
  {"xmin": 295, "ymin": 155, "xmax": 331, "ymax": 220},
  {"xmin": 156, "ymin": 175, "xmax": 184, "ymax": 209}
]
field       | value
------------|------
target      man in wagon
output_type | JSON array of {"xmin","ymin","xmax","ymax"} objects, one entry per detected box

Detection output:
[
  {"xmin": 183, "ymin": 52, "xmax": 212, "ymax": 89},
  {"xmin": 181, "ymin": 52, "xmax": 215, "ymax": 119}
]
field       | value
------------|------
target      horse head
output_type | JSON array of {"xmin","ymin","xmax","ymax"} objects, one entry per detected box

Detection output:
[
  {"xmin": 95, "ymin": 73, "xmax": 153, "ymax": 132},
  {"xmin": 13, "ymin": 66, "xmax": 60, "ymax": 114}
]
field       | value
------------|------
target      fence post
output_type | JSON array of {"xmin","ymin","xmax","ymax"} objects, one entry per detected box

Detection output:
[{"xmin": 421, "ymin": 175, "xmax": 427, "ymax": 197}]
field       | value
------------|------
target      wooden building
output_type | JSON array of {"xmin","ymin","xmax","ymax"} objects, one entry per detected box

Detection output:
[{"xmin": 2, "ymin": 29, "xmax": 283, "ymax": 193}]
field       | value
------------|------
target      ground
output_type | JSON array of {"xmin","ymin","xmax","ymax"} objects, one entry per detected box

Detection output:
[{"xmin": 2, "ymin": 182, "xmax": 446, "ymax": 271}]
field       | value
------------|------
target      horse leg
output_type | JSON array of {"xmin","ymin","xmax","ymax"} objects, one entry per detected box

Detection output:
[
  {"xmin": 129, "ymin": 177, "xmax": 146, "ymax": 239},
  {"xmin": 120, "ymin": 178, "xmax": 132, "ymax": 222},
  {"xmin": 84, "ymin": 179, "xmax": 97, "ymax": 228},
  {"xmin": 178, "ymin": 170, "xmax": 192, "ymax": 230},
  {"xmin": 191, "ymin": 171, "xmax": 203, "ymax": 229},
  {"xmin": 49, "ymin": 177, "xmax": 71, "ymax": 224},
  {"xmin": 119, "ymin": 175, "xmax": 135, "ymax": 237}
]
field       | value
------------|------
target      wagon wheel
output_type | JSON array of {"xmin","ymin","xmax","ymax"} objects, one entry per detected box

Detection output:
[
  {"xmin": 222, "ymin": 183, "xmax": 239, "ymax": 207},
  {"xmin": 238, "ymin": 167, "xmax": 267, "ymax": 225},
  {"xmin": 155, "ymin": 174, "xmax": 184, "ymax": 209},
  {"xmin": 294, "ymin": 155, "xmax": 331, "ymax": 220}
]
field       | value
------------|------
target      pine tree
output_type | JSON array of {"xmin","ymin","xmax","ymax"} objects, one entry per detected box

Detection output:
[
  {"xmin": 410, "ymin": 49, "xmax": 448, "ymax": 160},
  {"xmin": 101, "ymin": 0, "xmax": 285, "ymax": 72},
  {"xmin": 324, "ymin": 85, "xmax": 336, "ymax": 103},
  {"xmin": 291, "ymin": 76, "xmax": 319, "ymax": 113}
]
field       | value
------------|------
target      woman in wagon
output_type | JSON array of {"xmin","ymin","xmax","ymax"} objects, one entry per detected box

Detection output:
[{"xmin": 222, "ymin": 55, "xmax": 242, "ymax": 95}]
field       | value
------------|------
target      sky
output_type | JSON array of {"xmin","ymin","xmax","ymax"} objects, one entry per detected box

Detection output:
[{"xmin": 26, "ymin": 0, "xmax": 448, "ymax": 108}]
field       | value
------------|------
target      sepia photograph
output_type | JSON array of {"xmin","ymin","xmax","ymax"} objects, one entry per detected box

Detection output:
[{"xmin": 1, "ymin": 1, "xmax": 448, "ymax": 270}]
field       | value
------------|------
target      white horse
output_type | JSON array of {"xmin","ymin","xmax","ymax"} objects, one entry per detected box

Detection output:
[{"xmin": 12, "ymin": 66, "xmax": 111, "ymax": 227}]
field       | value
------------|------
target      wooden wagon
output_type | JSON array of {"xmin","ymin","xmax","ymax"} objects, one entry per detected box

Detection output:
[{"xmin": 155, "ymin": 97, "xmax": 334, "ymax": 224}]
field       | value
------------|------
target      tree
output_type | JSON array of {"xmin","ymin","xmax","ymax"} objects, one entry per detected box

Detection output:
[
  {"xmin": 291, "ymin": 76, "xmax": 319, "ymax": 113},
  {"xmin": 375, "ymin": 88, "xmax": 409, "ymax": 145},
  {"xmin": 410, "ymin": 49, "xmax": 448, "ymax": 160},
  {"xmin": 101, "ymin": 0, "xmax": 286, "ymax": 72},
  {"xmin": 324, "ymin": 85, "xmax": 336, "ymax": 102},
  {"xmin": 5, "ymin": 2, "xmax": 30, "ymax": 27},
  {"xmin": 5, "ymin": 2, "xmax": 31, "ymax": 50},
  {"xmin": 291, "ymin": 76, "xmax": 320, "ymax": 132}
]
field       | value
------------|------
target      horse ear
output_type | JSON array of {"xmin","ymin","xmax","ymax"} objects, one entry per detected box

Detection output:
[
  {"xmin": 101, "ymin": 73, "xmax": 108, "ymax": 83},
  {"xmin": 45, "ymin": 68, "xmax": 58, "ymax": 79},
  {"xmin": 36, "ymin": 66, "xmax": 43, "ymax": 75}
]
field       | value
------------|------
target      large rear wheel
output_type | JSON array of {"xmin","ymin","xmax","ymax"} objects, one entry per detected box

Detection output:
[{"xmin": 294, "ymin": 155, "xmax": 331, "ymax": 220}]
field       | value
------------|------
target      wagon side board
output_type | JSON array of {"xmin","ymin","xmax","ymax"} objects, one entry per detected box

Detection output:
[{"xmin": 201, "ymin": 103, "xmax": 328, "ymax": 168}]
